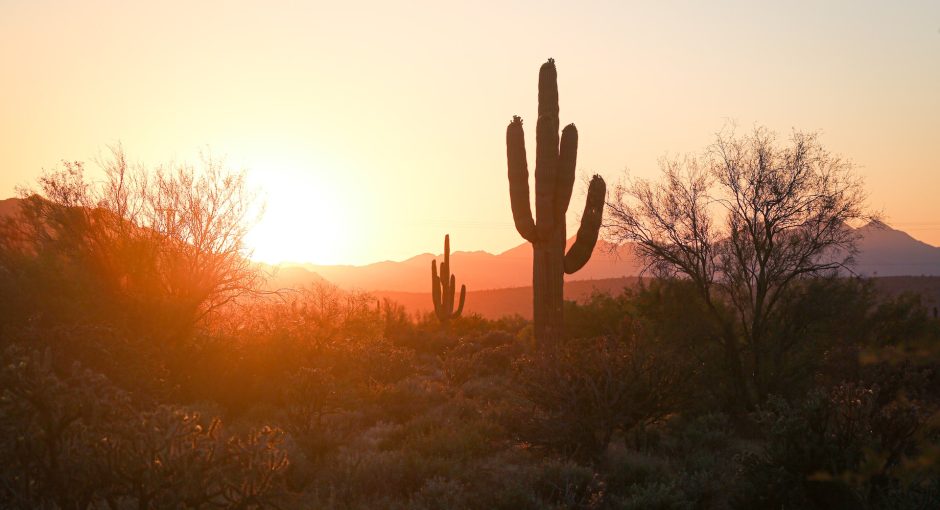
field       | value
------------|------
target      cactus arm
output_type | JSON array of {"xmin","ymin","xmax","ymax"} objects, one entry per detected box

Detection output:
[
  {"xmin": 507, "ymin": 117, "xmax": 537, "ymax": 242},
  {"xmin": 555, "ymin": 124, "xmax": 578, "ymax": 217},
  {"xmin": 446, "ymin": 274, "xmax": 457, "ymax": 313},
  {"xmin": 534, "ymin": 59, "xmax": 560, "ymax": 239},
  {"xmin": 431, "ymin": 259, "xmax": 443, "ymax": 317},
  {"xmin": 455, "ymin": 284, "xmax": 466, "ymax": 317},
  {"xmin": 564, "ymin": 175, "xmax": 606, "ymax": 274}
]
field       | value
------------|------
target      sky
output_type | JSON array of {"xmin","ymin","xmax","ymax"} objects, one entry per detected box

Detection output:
[{"xmin": 1, "ymin": 0, "xmax": 938, "ymax": 265}]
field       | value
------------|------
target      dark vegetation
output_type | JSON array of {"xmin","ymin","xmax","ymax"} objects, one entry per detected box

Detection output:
[
  {"xmin": 0, "ymin": 152, "xmax": 937, "ymax": 510},
  {"xmin": 1, "ymin": 64, "xmax": 938, "ymax": 509}
]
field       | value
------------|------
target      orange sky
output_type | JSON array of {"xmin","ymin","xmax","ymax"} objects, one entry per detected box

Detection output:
[{"xmin": 1, "ymin": 1, "xmax": 938, "ymax": 264}]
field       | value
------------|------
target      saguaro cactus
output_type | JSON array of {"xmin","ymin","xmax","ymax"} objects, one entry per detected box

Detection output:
[
  {"xmin": 431, "ymin": 234, "xmax": 466, "ymax": 327},
  {"xmin": 506, "ymin": 59, "xmax": 606, "ymax": 346}
]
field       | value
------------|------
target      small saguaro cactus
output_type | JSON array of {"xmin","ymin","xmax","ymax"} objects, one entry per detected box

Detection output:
[
  {"xmin": 431, "ymin": 234, "xmax": 466, "ymax": 327},
  {"xmin": 506, "ymin": 59, "xmax": 606, "ymax": 347}
]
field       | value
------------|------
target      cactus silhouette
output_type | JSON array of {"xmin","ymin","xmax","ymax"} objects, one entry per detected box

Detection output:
[
  {"xmin": 431, "ymin": 234, "xmax": 466, "ymax": 327},
  {"xmin": 506, "ymin": 59, "xmax": 606, "ymax": 346}
]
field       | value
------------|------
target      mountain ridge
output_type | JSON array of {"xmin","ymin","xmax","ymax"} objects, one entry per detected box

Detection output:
[
  {"xmin": 2, "ymin": 197, "xmax": 938, "ymax": 292},
  {"xmin": 277, "ymin": 221, "xmax": 940, "ymax": 293}
]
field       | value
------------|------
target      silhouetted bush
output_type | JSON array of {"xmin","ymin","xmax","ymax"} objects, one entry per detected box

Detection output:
[
  {"xmin": 735, "ymin": 383, "xmax": 938, "ymax": 509},
  {"xmin": 0, "ymin": 346, "xmax": 290, "ymax": 509},
  {"xmin": 513, "ymin": 331, "xmax": 692, "ymax": 459},
  {"xmin": 442, "ymin": 330, "xmax": 520, "ymax": 386}
]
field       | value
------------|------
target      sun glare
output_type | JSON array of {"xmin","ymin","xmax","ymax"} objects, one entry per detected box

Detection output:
[{"xmin": 244, "ymin": 165, "xmax": 349, "ymax": 266}]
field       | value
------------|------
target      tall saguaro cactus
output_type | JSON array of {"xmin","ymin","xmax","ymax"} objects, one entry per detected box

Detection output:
[
  {"xmin": 431, "ymin": 234, "xmax": 466, "ymax": 327},
  {"xmin": 506, "ymin": 59, "xmax": 606, "ymax": 346}
]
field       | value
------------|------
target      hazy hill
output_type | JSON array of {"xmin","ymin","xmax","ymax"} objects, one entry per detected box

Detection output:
[
  {"xmin": 262, "ymin": 264, "xmax": 327, "ymax": 290},
  {"xmin": 291, "ymin": 238, "xmax": 643, "ymax": 293},
  {"xmin": 2, "ymin": 196, "xmax": 939, "ymax": 289},
  {"xmin": 854, "ymin": 221, "xmax": 940, "ymax": 277},
  {"xmin": 373, "ymin": 277, "xmax": 642, "ymax": 320},
  {"xmin": 280, "ymin": 221, "xmax": 940, "ymax": 293}
]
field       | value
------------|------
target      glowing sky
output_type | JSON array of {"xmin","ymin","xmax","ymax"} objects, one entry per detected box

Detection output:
[{"xmin": 1, "ymin": 1, "xmax": 938, "ymax": 264}]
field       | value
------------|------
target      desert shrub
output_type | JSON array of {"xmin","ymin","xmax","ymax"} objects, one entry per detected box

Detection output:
[
  {"xmin": 603, "ymin": 444, "xmax": 670, "ymax": 492},
  {"xmin": 628, "ymin": 277, "xmax": 890, "ymax": 411},
  {"xmin": 628, "ymin": 280, "xmax": 726, "ymax": 409},
  {"xmin": 868, "ymin": 291, "xmax": 939, "ymax": 348},
  {"xmin": 670, "ymin": 413, "xmax": 734, "ymax": 456},
  {"xmin": 760, "ymin": 277, "xmax": 876, "ymax": 399},
  {"xmin": 0, "ymin": 153, "xmax": 264, "ymax": 344},
  {"xmin": 99, "ymin": 410, "xmax": 290, "ymax": 509},
  {"xmin": 431, "ymin": 313, "xmax": 529, "ymax": 339},
  {"xmin": 512, "ymin": 332, "xmax": 690, "ymax": 459},
  {"xmin": 320, "ymin": 443, "xmax": 456, "ymax": 506},
  {"xmin": 0, "ymin": 346, "xmax": 131, "ymax": 509},
  {"xmin": 394, "ymin": 327, "xmax": 457, "ymax": 356},
  {"xmin": 176, "ymin": 331, "xmax": 294, "ymax": 412},
  {"xmin": 367, "ymin": 376, "xmax": 450, "ymax": 424},
  {"xmin": 280, "ymin": 366, "xmax": 356, "ymax": 464},
  {"xmin": 734, "ymin": 383, "xmax": 938, "ymax": 509},
  {"xmin": 442, "ymin": 330, "xmax": 520, "ymax": 386},
  {"xmin": 0, "ymin": 345, "xmax": 291, "ymax": 509},
  {"xmin": 602, "ymin": 435, "xmax": 735, "ymax": 509},
  {"xmin": 278, "ymin": 283, "xmax": 385, "ymax": 343},
  {"xmin": 609, "ymin": 481, "xmax": 691, "ymax": 510},
  {"xmin": 187, "ymin": 286, "xmax": 417, "ymax": 415},
  {"xmin": 410, "ymin": 476, "xmax": 472, "ymax": 510},
  {"xmin": 377, "ymin": 298, "xmax": 418, "ymax": 343},
  {"xmin": 458, "ymin": 375, "xmax": 519, "ymax": 405},
  {"xmin": 1, "ymin": 322, "xmax": 174, "ymax": 400},
  {"xmin": 379, "ymin": 396, "xmax": 505, "ymax": 458},
  {"xmin": 449, "ymin": 451, "xmax": 601, "ymax": 510},
  {"xmin": 331, "ymin": 336, "xmax": 417, "ymax": 386},
  {"xmin": 532, "ymin": 458, "xmax": 602, "ymax": 508}
]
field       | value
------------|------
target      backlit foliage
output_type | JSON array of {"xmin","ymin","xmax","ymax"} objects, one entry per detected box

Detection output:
[{"xmin": 0, "ymin": 146, "xmax": 936, "ymax": 509}]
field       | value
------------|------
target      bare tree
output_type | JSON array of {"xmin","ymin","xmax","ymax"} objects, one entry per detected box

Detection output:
[
  {"xmin": 9, "ymin": 145, "xmax": 264, "ymax": 339},
  {"xmin": 606, "ymin": 126, "xmax": 874, "ymax": 407}
]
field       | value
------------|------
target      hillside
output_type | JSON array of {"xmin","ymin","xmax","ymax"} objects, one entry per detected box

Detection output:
[
  {"xmin": 854, "ymin": 221, "xmax": 940, "ymax": 276},
  {"xmin": 374, "ymin": 277, "xmax": 642, "ymax": 320},
  {"xmin": 3, "ymin": 196, "xmax": 940, "ymax": 288},
  {"xmin": 273, "ymin": 222, "xmax": 940, "ymax": 293},
  {"xmin": 290, "ymin": 238, "xmax": 643, "ymax": 293}
]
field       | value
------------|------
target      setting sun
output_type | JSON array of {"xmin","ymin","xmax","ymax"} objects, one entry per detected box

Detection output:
[{"xmin": 243, "ymin": 162, "xmax": 354, "ymax": 266}]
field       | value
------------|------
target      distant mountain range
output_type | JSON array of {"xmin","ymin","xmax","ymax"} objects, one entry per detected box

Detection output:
[
  {"xmin": 851, "ymin": 221, "xmax": 940, "ymax": 277},
  {"xmin": 271, "ymin": 237, "xmax": 643, "ymax": 293},
  {"xmin": 3, "ymin": 196, "xmax": 939, "ymax": 300},
  {"xmin": 271, "ymin": 221, "xmax": 940, "ymax": 293}
]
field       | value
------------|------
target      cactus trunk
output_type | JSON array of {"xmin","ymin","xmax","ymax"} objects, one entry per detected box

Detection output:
[
  {"xmin": 506, "ymin": 59, "xmax": 606, "ymax": 347},
  {"xmin": 532, "ymin": 224, "xmax": 567, "ymax": 343}
]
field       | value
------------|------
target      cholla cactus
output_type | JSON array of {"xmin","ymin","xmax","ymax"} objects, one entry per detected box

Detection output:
[
  {"xmin": 506, "ymin": 59, "xmax": 606, "ymax": 346},
  {"xmin": 431, "ymin": 234, "xmax": 466, "ymax": 327}
]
